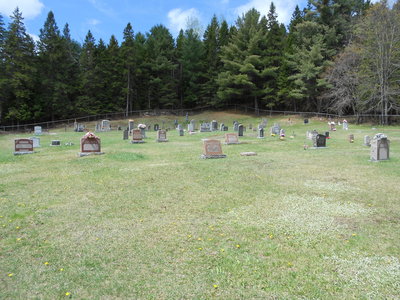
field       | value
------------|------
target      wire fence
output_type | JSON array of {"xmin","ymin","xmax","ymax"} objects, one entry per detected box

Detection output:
[{"xmin": 1, "ymin": 105, "xmax": 399, "ymax": 132}]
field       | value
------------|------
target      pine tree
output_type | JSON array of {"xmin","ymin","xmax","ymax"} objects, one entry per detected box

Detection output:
[
  {"xmin": 2, "ymin": 8, "xmax": 36, "ymax": 124},
  {"xmin": 145, "ymin": 25, "xmax": 177, "ymax": 108},
  {"xmin": 0, "ymin": 14, "xmax": 6, "ymax": 122},
  {"xmin": 121, "ymin": 23, "xmax": 135, "ymax": 114},
  {"xmin": 217, "ymin": 8, "xmax": 268, "ymax": 111}
]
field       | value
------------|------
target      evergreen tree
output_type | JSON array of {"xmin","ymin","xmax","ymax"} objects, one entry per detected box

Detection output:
[
  {"xmin": 2, "ymin": 8, "xmax": 36, "ymax": 124},
  {"xmin": 145, "ymin": 25, "xmax": 177, "ymax": 108},
  {"xmin": 217, "ymin": 9, "xmax": 268, "ymax": 111},
  {"xmin": 202, "ymin": 15, "xmax": 220, "ymax": 106},
  {"xmin": 77, "ymin": 30, "xmax": 98, "ymax": 114},
  {"xmin": 121, "ymin": 23, "xmax": 135, "ymax": 114},
  {"xmin": 0, "ymin": 14, "xmax": 6, "ymax": 122}
]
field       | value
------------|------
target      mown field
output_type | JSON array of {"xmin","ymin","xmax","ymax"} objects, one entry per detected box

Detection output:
[{"xmin": 0, "ymin": 111, "xmax": 399, "ymax": 299}]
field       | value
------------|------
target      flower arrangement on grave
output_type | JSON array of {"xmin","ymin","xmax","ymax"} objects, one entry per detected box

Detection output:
[
  {"xmin": 84, "ymin": 132, "xmax": 97, "ymax": 139},
  {"xmin": 138, "ymin": 124, "xmax": 146, "ymax": 129}
]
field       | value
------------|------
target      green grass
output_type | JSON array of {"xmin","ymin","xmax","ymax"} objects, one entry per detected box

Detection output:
[{"xmin": 0, "ymin": 111, "xmax": 399, "ymax": 299}]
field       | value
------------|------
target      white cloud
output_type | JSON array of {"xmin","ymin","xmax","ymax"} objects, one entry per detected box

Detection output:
[
  {"xmin": 235, "ymin": 0, "xmax": 298, "ymax": 25},
  {"xmin": 167, "ymin": 8, "xmax": 201, "ymax": 34},
  {"xmin": 0, "ymin": 0, "xmax": 44, "ymax": 19},
  {"xmin": 87, "ymin": 18, "xmax": 101, "ymax": 26}
]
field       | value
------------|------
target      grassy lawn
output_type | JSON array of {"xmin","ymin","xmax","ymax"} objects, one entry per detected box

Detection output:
[{"xmin": 0, "ymin": 111, "xmax": 399, "ymax": 299}]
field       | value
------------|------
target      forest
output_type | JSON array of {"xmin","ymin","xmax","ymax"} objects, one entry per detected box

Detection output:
[{"xmin": 0, "ymin": 0, "xmax": 399, "ymax": 125}]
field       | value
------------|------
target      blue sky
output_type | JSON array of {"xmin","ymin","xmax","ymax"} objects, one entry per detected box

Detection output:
[{"xmin": 0, "ymin": 0, "xmax": 387, "ymax": 44}]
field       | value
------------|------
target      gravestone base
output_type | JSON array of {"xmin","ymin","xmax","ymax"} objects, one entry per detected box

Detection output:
[
  {"xmin": 156, "ymin": 139, "xmax": 169, "ymax": 142},
  {"xmin": 224, "ymin": 141, "xmax": 240, "ymax": 145},
  {"xmin": 200, "ymin": 154, "xmax": 226, "ymax": 159},
  {"xmin": 131, "ymin": 140, "xmax": 145, "ymax": 144},
  {"xmin": 14, "ymin": 151, "xmax": 35, "ymax": 156},
  {"xmin": 310, "ymin": 146, "xmax": 327, "ymax": 149},
  {"xmin": 78, "ymin": 152, "xmax": 104, "ymax": 157}
]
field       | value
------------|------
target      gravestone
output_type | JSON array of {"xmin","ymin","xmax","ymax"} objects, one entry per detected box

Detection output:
[
  {"xmin": 304, "ymin": 118, "xmax": 309, "ymax": 124},
  {"xmin": 279, "ymin": 129, "xmax": 285, "ymax": 137},
  {"xmin": 14, "ymin": 139, "xmax": 34, "ymax": 155},
  {"xmin": 343, "ymin": 120, "xmax": 348, "ymax": 130},
  {"xmin": 325, "ymin": 131, "xmax": 330, "ymax": 139},
  {"xmin": 370, "ymin": 134, "xmax": 389, "ymax": 161},
  {"xmin": 79, "ymin": 132, "xmax": 104, "ymax": 157},
  {"xmin": 174, "ymin": 119, "xmax": 178, "ymax": 128},
  {"xmin": 211, "ymin": 120, "xmax": 218, "ymax": 131},
  {"xmin": 179, "ymin": 128, "xmax": 184, "ymax": 136},
  {"xmin": 140, "ymin": 127, "xmax": 146, "ymax": 138},
  {"xmin": 200, "ymin": 122, "xmax": 211, "ymax": 132},
  {"xmin": 128, "ymin": 120, "xmax": 135, "ymax": 132},
  {"xmin": 34, "ymin": 126, "xmax": 42, "ymax": 135},
  {"xmin": 123, "ymin": 129, "xmax": 129, "ymax": 140},
  {"xmin": 154, "ymin": 124, "xmax": 159, "ymax": 131},
  {"xmin": 76, "ymin": 124, "xmax": 84, "ymax": 132},
  {"xmin": 131, "ymin": 129, "xmax": 145, "ymax": 143},
  {"xmin": 220, "ymin": 123, "xmax": 225, "ymax": 131},
  {"xmin": 238, "ymin": 124, "xmax": 244, "ymax": 136},
  {"xmin": 313, "ymin": 134, "xmax": 326, "ymax": 148},
  {"xmin": 329, "ymin": 122, "xmax": 336, "ymax": 131},
  {"xmin": 233, "ymin": 121, "xmax": 239, "ymax": 132},
  {"xmin": 74, "ymin": 120, "xmax": 78, "ymax": 131},
  {"xmin": 190, "ymin": 120, "xmax": 196, "ymax": 131},
  {"xmin": 29, "ymin": 137, "xmax": 40, "ymax": 148},
  {"xmin": 249, "ymin": 124, "xmax": 252, "ymax": 130},
  {"xmin": 258, "ymin": 127, "xmax": 264, "ymax": 138},
  {"xmin": 270, "ymin": 123, "xmax": 280, "ymax": 135},
  {"xmin": 223, "ymin": 126, "xmax": 228, "ymax": 131},
  {"xmin": 225, "ymin": 133, "xmax": 240, "ymax": 145},
  {"xmin": 364, "ymin": 135, "xmax": 371, "ymax": 147},
  {"xmin": 156, "ymin": 130, "xmax": 168, "ymax": 142},
  {"xmin": 101, "ymin": 120, "xmax": 111, "ymax": 131},
  {"xmin": 201, "ymin": 139, "xmax": 226, "ymax": 159},
  {"xmin": 51, "ymin": 140, "xmax": 61, "ymax": 146},
  {"xmin": 348, "ymin": 134, "xmax": 354, "ymax": 143},
  {"xmin": 95, "ymin": 122, "xmax": 101, "ymax": 132},
  {"xmin": 177, "ymin": 124, "xmax": 183, "ymax": 131},
  {"xmin": 185, "ymin": 112, "xmax": 189, "ymax": 122},
  {"xmin": 188, "ymin": 123, "xmax": 194, "ymax": 132}
]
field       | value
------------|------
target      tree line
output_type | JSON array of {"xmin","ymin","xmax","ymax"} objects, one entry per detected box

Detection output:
[{"xmin": 0, "ymin": 0, "xmax": 399, "ymax": 125}]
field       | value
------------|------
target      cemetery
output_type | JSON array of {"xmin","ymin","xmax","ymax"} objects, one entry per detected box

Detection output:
[{"xmin": 0, "ymin": 111, "xmax": 399, "ymax": 299}]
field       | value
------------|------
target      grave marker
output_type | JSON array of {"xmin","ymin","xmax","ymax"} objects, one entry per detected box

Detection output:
[
  {"xmin": 238, "ymin": 124, "xmax": 244, "ymax": 136},
  {"xmin": 157, "ymin": 130, "xmax": 168, "ymax": 142},
  {"xmin": 51, "ymin": 140, "xmax": 61, "ymax": 146},
  {"xmin": 225, "ymin": 133, "xmax": 240, "ymax": 145},
  {"xmin": 370, "ymin": 134, "xmax": 389, "ymax": 161},
  {"xmin": 349, "ymin": 134, "xmax": 354, "ymax": 143},
  {"xmin": 258, "ymin": 126, "xmax": 264, "ymax": 138},
  {"xmin": 131, "ymin": 129, "xmax": 145, "ymax": 143},
  {"xmin": 101, "ymin": 120, "xmax": 111, "ymax": 131},
  {"xmin": 201, "ymin": 139, "xmax": 226, "ymax": 159},
  {"xmin": 364, "ymin": 135, "xmax": 371, "ymax": 147},
  {"xmin": 211, "ymin": 120, "xmax": 218, "ymax": 131},
  {"xmin": 79, "ymin": 132, "xmax": 104, "ymax": 157},
  {"xmin": 200, "ymin": 122, "xmax": 211, "ymax": 132},
  {"xmin": 123, "ymin": 129, "xmax": 129, "ymax": 140},
  {"xmin": 34, "ymin": 126, "xmax": 42, "ymax": 135},
  {"xmin": 313, "ymin": 134, "xmax": 326, "ymax": 148},
  {"xmin": 14, "ymin": 139, "xmax": 34, "ymax": 155}
]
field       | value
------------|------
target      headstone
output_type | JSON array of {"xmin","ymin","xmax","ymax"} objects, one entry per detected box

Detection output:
[
  {"xmin": 304, "ymin": 118, "xmax": 309, "ymax": 124},
  {"xmin": 190, "ymin": 120, "xmax": 196, "ymax": 131},
  {"xmin": 223, "ymin": 126, "xmax": 228, "ymax": 131},
  {"xmin": 279, "ymin": 129, "xmax": 285, "ymax": 137},
  {"xmin": 101, "ymin": 120, "xmax": 111, "ymax": 131},
  {"xmin": 188, "ymin": 123, "xmax": 194, "ymax": 132},
  {"xmin": 343, "ymin": 120, "xmax": 348, "ymax": 130},
  {"xmin": 76, "ymin": 124, "xmax": 85, "ymax": 132},
  {"xmin": 157, "ymin": 130, "xmax": 168, "ymax": 142},
  {"xmin": 79, "ymin": 132, "xmax": 104, "ymax": 157},
  {"xmin": 131, "ymin": 129, "xmax": 145, "ymax": 143},
  {"xmin": 74, "ymin": 120, "xmax": 78, "ymax": 131},
  {"xmin": 225, "ymin": 133, "xmax": 240, "ymax": 145},
  {"xmin": 201, "ymin": 139, "xmax": 226, "ymax": 159},
  {"xmin": 174, "ymin": 119, "xmax": 178, "ymax": 128},
  {"xmin": 233, "ymin": 121, "xmax": 239, "ymax": 132},
  {"xmin": 185, "ymin": 112, "xmax": 189, "ymax": 122},
  {"xmin": 123, "ymin": 129, "xmax": 129, "ymax": 140},
  {"xmin": 249, "ymin": 124, "xmax": 252, "ymax": 130},
  {"xmin": 313, "ymin": 134, "xmax": 326, "ymax": 148},
  {"xmin": 270, "ymin": 123, "xmax": 280, "ymax": 135},
  {"xmin": 348, "ymin": 134, "xmax": 354, "ymax": 143},
  {"xmin": 154, "ymin": 124, "xmax": 159, "ymax": 131},
  {"xmin": 179, "ymin": 128, "xmax": 184, "ymax": 136},
  {"xmin": 220, "ymin": 123, "xmax": 225, "ymax": 131},
  {"xmin": 95, "ymin": 122, "xmax": 101, "ymax": 132},
  {"xmin": 238, "ymin": 124, "xmax": 244, "ymax": 136},
  {"xmin": 200, "ymin": 122, "xmax": 211, "ymax": 132},
  {"xmin": 364, "ymin": 135, "xmax": 371, "ymax": 147},
  {"xmin": 51, "ymin": 140, "xmax": 61, "ymax": 146},
  {"xmin": 258, "ymin": 127, "xmax": 264, "ymax": 138},
  {"xmin": 211, "ymin": 120, "xmax": 218, "ymax": 131},
  {"xmin": 329, "ymin": 122, "xmax": 336, "ymax": 131},
  {"xmin": 29, "ymin": 137, "xmax": 40, "ymax": 148},
  {"xmin": 14, "ymin": 139, "xmax": 34, "ymax": 155},
  {"xmin": 34, "ymin": 126, "xmax": 42, "ymax": 135},
  {"xmin": 128, "ymin": 120, "xmax": 135, "ymax": 132},
  {"xmin": 177, "ymin": 124, "xmax": 183, "ymax": 131},
  {"xmin": 370, "ymin": 134, "xmax": 389, "ymax": 161},
  {"xmin": 140, "ymin": 127, "xmax": 146, "ymax": 138},
  {"xmin": 325, "ymin": 131, "xmax": 330, "ymax": 138},
  {"xmin": 307, "ymin": 130, "xmax": 318, "ymax": 140}
]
